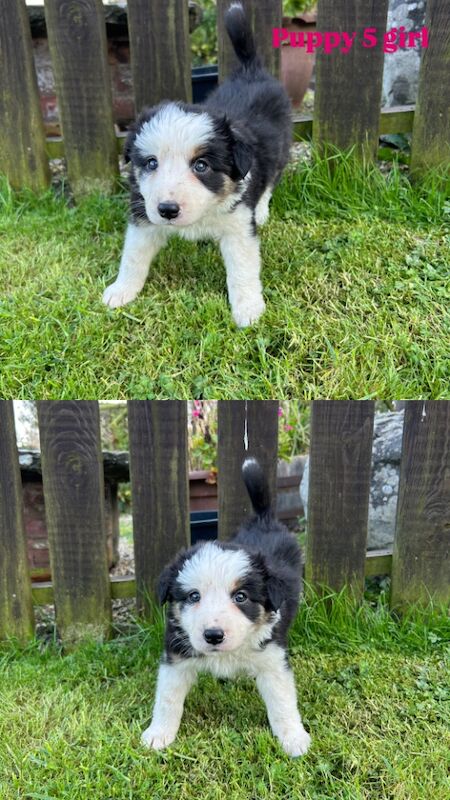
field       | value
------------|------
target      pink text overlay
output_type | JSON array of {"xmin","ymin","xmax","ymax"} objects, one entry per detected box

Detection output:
[{"xmin": 272, "ymin": 27, "xmax": 429, "ymax": 54}]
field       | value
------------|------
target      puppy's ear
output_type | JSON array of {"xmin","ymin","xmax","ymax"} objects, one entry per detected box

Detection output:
[
  {"xmin": 265, "ymin": 572, "xmax": 286, "ymax": 612},
  {"xmin": 157, "ymin": 562, "xmax": 177, "ymax": 605},
  {"xmin": 123, "ymin": 123, "xmax": 137, "ymax": 164},
  {"xmin": 254, "ymin": 553, "xmax": 286, "ymax": 612},
  {"xmin": 157, "ymin": 550, "xmax": 186, "ymax": 604},
  {"xmin": 231, "ymin": 128, "xmax": 253, "ymax": 180}
]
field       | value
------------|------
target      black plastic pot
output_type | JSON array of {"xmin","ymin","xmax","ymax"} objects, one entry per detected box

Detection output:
[
  {"xmin": 192, "ymin": 65, "xmax": 219, "ymax": 104},
  {"xmin": 190, "ymin": 510, "xmax": 218, "ymax": 545}
]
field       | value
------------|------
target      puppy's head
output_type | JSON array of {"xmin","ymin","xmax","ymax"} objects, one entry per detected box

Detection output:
[
  {"xmin": 124, "ymin": 102, "xmax": 253, "ymax": 227},
  {"xmin": 158, "ymin": 542, "xmax": 283, "ymax": 656}
]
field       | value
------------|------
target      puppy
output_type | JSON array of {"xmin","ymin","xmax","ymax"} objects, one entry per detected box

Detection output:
[
  {"xmin": 141, "ymin": 458, "xmax": 311, "ymax": 757},
  {"xmin": 103, "ymin": 2, "xmax": 292, "ymax": 327}
]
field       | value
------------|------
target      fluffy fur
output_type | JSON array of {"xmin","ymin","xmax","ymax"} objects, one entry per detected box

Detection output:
[
  {"xmin": 141, "ymin": 458, "xmax": 311, "ymax": 758},
  {"xmin": 103, "ymin": 2, "xmax": 292, "ymax": 327}
]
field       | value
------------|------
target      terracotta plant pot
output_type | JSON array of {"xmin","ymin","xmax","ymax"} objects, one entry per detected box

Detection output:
[{"xmin": 280, "ymin": 11, "xmax": 317, "ymax": 109}]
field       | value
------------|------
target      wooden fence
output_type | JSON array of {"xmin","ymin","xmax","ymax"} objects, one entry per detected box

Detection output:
[
  {"xmin": 1, "ymin": 400, "xmax": 449, "ymax": 645},
  {"xmin": 1, "ymin": 1, "xmax": 448, "ymax": 196}
]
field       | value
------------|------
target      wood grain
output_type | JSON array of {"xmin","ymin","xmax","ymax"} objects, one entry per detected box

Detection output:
[
  {"xmin": 391, "ymin": 401, "xmax": 450, "ymax": 609},
  {"xmin": 217, "ymin": 401, "xmax": 279, "ymax": 541},
  {"xmin": 127, "ymin": 401, "xmax": 190, "ymax": 616},
  {"xmin": 306, "ymin": 401, "xmax": 375, "ymax": 597},
  {"xmin": 313, "ymin": 0, "xmax": 389, "ymax": 156},
  {"xmin": 127, "ymin": 0, "xmax": 192, "ymax": 111},
  {"xmin": 0, "ymin": 401, "xmax": 35, "ymax": 641},
  {"xmin": 44, "ymin": 0, "xmax": 118, "ymax": 197},
  {"xmin": 36, "ymin": 401, "xmax": 111, "ymax": 645},
  {"xmin": 0, "ymin": 0, "xmax": 50, "ymax": 190},
  {"xmin": 410, "ymin": 0, "xmax": 450, "ymax": 172}
]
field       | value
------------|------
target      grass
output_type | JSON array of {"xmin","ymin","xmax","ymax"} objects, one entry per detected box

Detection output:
[
  {"xmin": 1, "ymin": 592, "xmax": 449, "ymax": 800},
  {"xmin": 0, "ymin": 155, "xmax": 449, "ymax": 398}
]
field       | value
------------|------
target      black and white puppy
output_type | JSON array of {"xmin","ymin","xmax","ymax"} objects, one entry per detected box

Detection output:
[
  {"xmin": 103, "ymin": 2, "xmax": 292, "ymax": 327},
  {"xmin": 141, "ymin": 458, "xmax": 311, "ymax": 757}
]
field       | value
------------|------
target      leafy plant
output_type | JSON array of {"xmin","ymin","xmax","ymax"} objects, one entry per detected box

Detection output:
[
  {"xmin": 191, "ymin": 0, "xmax": 218, "ymax": 66},
  {"xmin": 283, "ymin": 0, "xmax": 316, "ymax": 17}
]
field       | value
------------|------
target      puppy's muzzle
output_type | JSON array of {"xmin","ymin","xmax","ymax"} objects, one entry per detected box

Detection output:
[
  {"xmin": 158, "ymin": 201, "xmax": 180, "ymax": 220},
  {"xmin": 203, "ymin": 627, "xmax": 225, "ymax": 645}
]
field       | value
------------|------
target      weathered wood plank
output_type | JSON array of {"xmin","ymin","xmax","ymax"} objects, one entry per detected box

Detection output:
[
  {"xmin": 0, "ymin": 0, "xmax": 50, "ymax": 191},
  {"xmin": 127, "ymin": 0, "xmax": 192, "ymax": 112},
  {"xmin": 0, "ymin": 401, "xmax": 35, "ymax": 641},
  {"xmin": 44, "ymin": 0, "xmax": 118, "ymax": 197},
  {"xmin": 391, "ymin": 402, "xmax": 450, "ymax": 610},
  {"xmin": 217, "ymin": 0, "xmax": 282, "ymax": 80},
  {"xmin": 217, "ymin": 401, "xmax": 279, "ymax": 542},
  {"xmin": 32, "ymin": 575, "xmax": 137, "ymax": 605},
  {"xmin": 410, "ymin": 0, "xmax": 450, "ymax": 173},
  {"xmin": 365, "ymin": 550, "xmax": 392, "ymax": 578},
  {"xmin": 127, "ymin": 401, "xmax": 190, "ymax": 616},
  {"xmin": 36, "ymin": 402, "xmax": 111, "ymax": 645},
  {"xmin": 313, "ymin": 0, "xmax": 389, "ymax": 156},
  {"xmin": 306, "ymin": 401, "xmax": 375, "ymax": 597}
]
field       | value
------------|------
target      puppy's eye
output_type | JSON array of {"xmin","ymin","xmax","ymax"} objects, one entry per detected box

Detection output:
[
  {"xmin": 233, "ymin": 591, "xmax": 248, "ymax": 604},
  {"xmin": 193, "ymin": 159, "xmax": 209, "ymax": 174},
  {"xmin": 187, "ymin": 591, "xmax": 201, "ymax": 604},
  {"xmin": 146, "ymin": 157, "xmax": 158, "ymax": 171}
]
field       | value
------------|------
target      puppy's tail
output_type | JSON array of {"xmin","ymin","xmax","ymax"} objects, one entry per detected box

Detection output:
[
  {"xmin": 242, "ymin": 458, "xmax": 272, "ymax": 519},
  {"xmin": 224, "ymin": 3, "xmax": 260, "ymax": 68}
]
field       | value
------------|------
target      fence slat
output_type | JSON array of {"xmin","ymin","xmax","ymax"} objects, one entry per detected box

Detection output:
[
  {"xmin": 36, "ymin": 402, "xmax": 111, "ymax": 645},
  {"xmin": 217, "ymin": 0, "xmax": 282, "ymax": 80},
  {"xmin": 313, "ymin": 0, "xmax": 389, "ymax": 156},
  {"xmin": 127, "ymin": 401, "xmax": 190, "ymax": 616},
  {"xmin": 44, "ymin": 0, "xmax": 117, "ymax": 197},
  {"xmin": 0, "ymin": 0, "xmax": 50, "ymax": 191},
  {"xmin": 0, "ymin": 401, "xmax": 35, "ymax": 641},
  {"xmin": 217, "ymin": 401, "xmax": 279, "ymax": 541},
  {"xmin": 306, "ymin": 401, "xmax": 375, "ymax": 596},
  {"xmin": 410, "ymin": 0, "xmax": 450, "ymax": 173},
  {"xmin": 391, "ymin": 402, "xmax": 450, "ymax": 610},
  {"xmin": 127, "ymin": 0, "xmax": 192, "ymax": 112}
]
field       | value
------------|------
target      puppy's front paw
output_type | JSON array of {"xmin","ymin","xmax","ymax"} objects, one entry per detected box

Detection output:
[
  {"xmin": 102, "ymin": 281, "xmax": 141, "ymax": 308},
  {"xmin": 141, "ymin": 725, "xmax": 176, "ymax": 751},
  {"xmin": 232, "ymin": 294, "xmax": 266, "ymax": 328},
  {"xmin": 278, "ymin": 727, "xmax": 311, "ymax": 758}
]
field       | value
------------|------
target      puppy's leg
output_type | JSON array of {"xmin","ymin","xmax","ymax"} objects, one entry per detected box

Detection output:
[
  {"xmin": 220, "ymin": 211, "xmax": 265, "ymax": 328},
  {"xmin": 141, "ymin": 660, "xmax": 198, "ymax": 751},
  {"xmin": 254, "ymin": 187, "xmax": 273, "ymax": 227},
  {"xmin": 256, "ymin": 646, "xmax": 311, "ymax": 757},
  {"xmin": 103, "ymin": 223, "xmax": 168, "ymax": 308}
]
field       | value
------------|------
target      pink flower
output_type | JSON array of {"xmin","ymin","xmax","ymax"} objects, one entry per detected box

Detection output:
[
  {"xmin": 284, "ymin": 424, "xmax": 293, "ymax": 431},
  {"xmin": 278, "ymin": 406, "xmax": 283, "ymax": 417}
]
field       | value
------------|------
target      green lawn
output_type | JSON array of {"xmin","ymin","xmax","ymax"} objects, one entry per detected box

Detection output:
[
  {"xmin": 1, "ymin": 593, "xmax": 449, "ymax": 800},
  {"xmin": 0, "ymin": 157, "xmax": 448, "ymax": 398}
]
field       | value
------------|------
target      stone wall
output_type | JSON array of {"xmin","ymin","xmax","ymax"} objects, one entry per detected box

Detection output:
[{"xmin": 382, "ymin": 0, "xmax": 427, "ymax": 106}]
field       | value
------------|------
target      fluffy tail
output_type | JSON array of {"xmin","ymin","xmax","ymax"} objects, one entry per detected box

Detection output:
[
  {"xmin": 242, "ymin": 458, "xmax": 272, "ymax": 518},
  {"xmin": 224, "ymin": 3, "xmax": 259, "ymax": 67}
]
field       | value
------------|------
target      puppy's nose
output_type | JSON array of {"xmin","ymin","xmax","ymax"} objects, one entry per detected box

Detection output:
[
  {"xmin": 158, "ymin": 201, "xmax": 180, "ymax": 220},
  {"xmin": 204, "ymin": 627, "xmax": 225, "ymax": 645}
]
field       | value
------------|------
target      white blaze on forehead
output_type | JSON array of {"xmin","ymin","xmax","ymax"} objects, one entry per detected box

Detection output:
[
  {"xmin": 178, "ymin": 542, "xmax": 250, "ymax": 594},
  {"xmin": 135, "ymin": 104, "xmax": 215, "ymax": 160}
]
